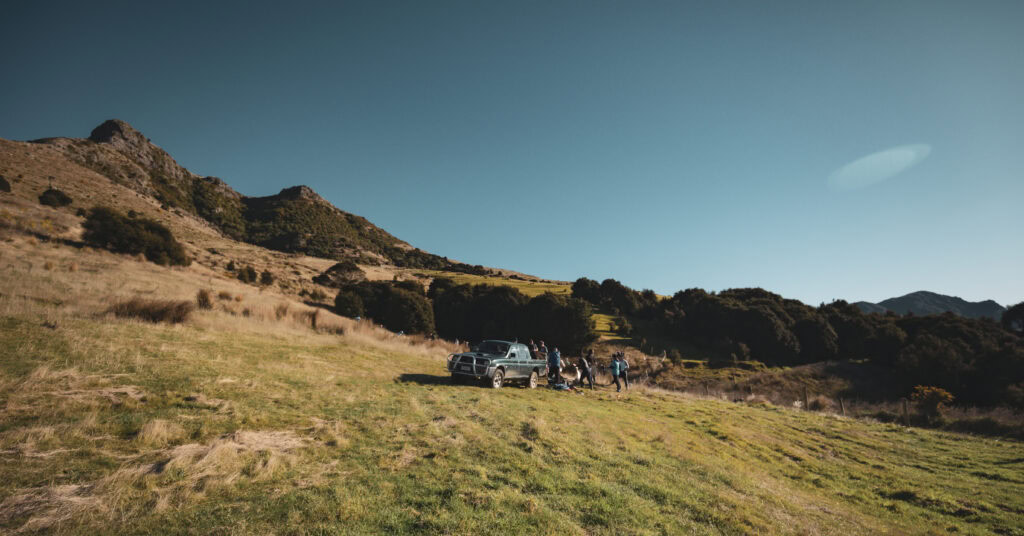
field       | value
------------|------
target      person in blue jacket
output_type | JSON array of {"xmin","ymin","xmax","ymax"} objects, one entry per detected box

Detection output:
[
  {"xmin": 610, "ymin": 354, "xmax": 623, "ymax": 392},
  {"xmin": 547, "ymin": 346, "xmax": 562, "ymax": 384}
]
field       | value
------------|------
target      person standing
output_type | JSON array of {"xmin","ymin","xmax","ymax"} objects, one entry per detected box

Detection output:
[
  {"xmin": 610, "ymin": 354, "xmax": 623, "ymax": 392},
  {"xmin": 579, "ymin": 349, "xmax": 595, "ymax": 389},
  {"xmin": 528, "ymin": 339, "xmax": 539, "ymax": 360},
  {"xmin": 547, "ymin": 346, "xmax": 562, "ymax": 384},
  {"xmin": 619, "ymin": 353, "xmax": 630, "ymax": 390}
]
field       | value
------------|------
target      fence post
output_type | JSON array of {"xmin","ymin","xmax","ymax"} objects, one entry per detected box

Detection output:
[
  {"xmin": 901, "ymin": 398, "xmax": 910, "ymax": 426},
  {"xmin": 802, "ymin": 387, "xmax": 809, "ymax": 410},
  {"xmin": 839, "ymin": 398, "xmax": 846, "ymax": 417}
]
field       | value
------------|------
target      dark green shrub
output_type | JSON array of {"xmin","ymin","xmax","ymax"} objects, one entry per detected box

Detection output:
[
  {"xmin": 1003, "ymin": 301, "xmax": 1024, "ymax": 335},
  {"xmin": 313, "ymin": 260, "xmax": 365, "ymax": 287},
  {"xmin": 260, "ymin": 270, "xmax": 275, "ymax": 285},
  {"xmin": 0, "ymin": 176, "xmax": 10, "ymax": 193},
  {"xmin": 82, "ymin": 207, "xmax": 190, "ymax": 266},
  {"xmin": 394, "ymin": 279, "xmax": 425, "ymax": 295},
  {"xmin": 334, "ymin": 290, "xmax": 365, "ymax": 318},
  {"xmin": 107, "ymin": 298, "xmax": 194, "ymax": 324},
  {"xmin": 427, "ymin": 277, "xmax": 456, "ymax": 300},
  {"xmin": 226, "ymin": 260, "xmax": 236, "ymax": 271},
  {"xmin": 237, "ymin": 266, "xmax": 257, "ymax": 284},
  {"xmin": 39, "ymin": 187, "xmax": 72, "ymax": 207}
]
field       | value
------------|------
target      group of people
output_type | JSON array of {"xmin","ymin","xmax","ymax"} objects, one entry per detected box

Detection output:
[{"xmin": 527, "ymin": 340, "xmax": 631, "ymax": 393}]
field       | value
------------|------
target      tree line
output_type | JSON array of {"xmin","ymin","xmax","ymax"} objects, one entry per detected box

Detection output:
[
  {"xmin": 570, "ymin": 277, "xmax": 1024, "ymax": 407},
  {"xmin": 334, "ymin": 278, "xmax": 597, "ymax": 354}
]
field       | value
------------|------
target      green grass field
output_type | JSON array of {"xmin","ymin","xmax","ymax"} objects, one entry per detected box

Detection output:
[{"xmin": 2, "ymin": 296, "xmax": 1022, "ymax": 535}]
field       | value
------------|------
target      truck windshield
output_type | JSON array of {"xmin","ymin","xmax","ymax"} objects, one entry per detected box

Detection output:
[{"xmin": 475, "ymin": 341, "xmax": 510, "ymax": 355}]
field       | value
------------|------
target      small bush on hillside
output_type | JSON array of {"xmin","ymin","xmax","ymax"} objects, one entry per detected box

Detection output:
[
  {"xmin": 107, "ymin": 298, "xmax": 194, "ymax": 324},
  {"xmin": 237, "ymin": 265, "xmax": 257, "ymax": 284},
  {"xmin": 334, "ymin": 290, "xmax": 365, "ymax": 319},
  {"xmin": 614, "ymin": 316, "xmax": 633, "ymax": 336},
  {"xmin": 226, "ymin": 260, "xmax": 236, "ymax": 271},
  {"xmin": 427, "ymin": 277, "xmax": 456, "ymax": 300},
  {"xmin": 260, "ymin": 270, "xmax": 275, "ymax": 286},
  {"xmin": 82, "ymin": 207, "xmax": 190, "ymax": 266},
  {"xmin": 39, "ymin": 187, "xmax": 73, "ymax": 207},
  {"xmin": 218, "ymin": 291, "xmax": 233, "ymax": 301},
  {"xmin": 0, "ymin": 176, "xmax": 10, "ymax": 193},
  {"xmin": 196, "ymin": 289, "xmax": 213, "ymax": 310},
  {"xmin": 911, "ymin": 386, "xmax": 954, "ymax": 423},
  {"xmin": 394, "ymin": 279, "xmax": 425, "ymax": 295}
]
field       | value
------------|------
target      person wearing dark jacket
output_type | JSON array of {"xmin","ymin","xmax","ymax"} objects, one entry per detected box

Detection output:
[
  {"xmin": 618, "ymin": 353, "xmax": 630, "ymax": 390},
  {"xmin": 579, "ymin": 350, "xmax": 595, "ymax": 389}
]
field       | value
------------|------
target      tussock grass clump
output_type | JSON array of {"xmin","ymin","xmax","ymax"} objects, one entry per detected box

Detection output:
[
  {"xmin": 107, "ymin": 298, "xmax": 194, "ymax": 324},
  {"xmin": 274, "ymin": 303, "xmax": 289, "ymax": 320},
  {"xmin": 195, "ymin": 289, "xmax": 213, "ymax": 310},
  {"xmin": 136, "ymin": 419, "xmax": 185, "ymax": 448}
]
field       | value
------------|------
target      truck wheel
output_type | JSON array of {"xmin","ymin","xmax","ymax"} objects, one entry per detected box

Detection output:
[
  {"xmin": 491, "ymin": 369, "xmax": 504, "ymax": 389},
  {"xmin": 526, "ymin": 371, "xmax": 538, "ymax": 389}
]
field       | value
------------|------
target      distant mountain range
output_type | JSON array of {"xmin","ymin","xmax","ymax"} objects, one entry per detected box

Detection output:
[{"xmin": 854, "ymin": 291, "xmax": 1005, "ymax": 320}]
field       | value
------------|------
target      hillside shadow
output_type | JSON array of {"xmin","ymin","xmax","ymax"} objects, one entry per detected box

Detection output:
[{"xmin": 302, "ymin": 300, "xmax": 334, "ymax": 312}]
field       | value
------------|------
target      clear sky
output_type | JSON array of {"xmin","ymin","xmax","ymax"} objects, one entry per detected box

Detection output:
[{"xmin": 2, "ymin": 1, "xmax": 1022, "ymax": 306}]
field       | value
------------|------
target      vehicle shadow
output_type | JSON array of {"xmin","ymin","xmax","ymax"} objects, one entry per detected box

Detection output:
[{"xmin": 396, "ymin": 373, "xmax": 459, "ymax": 386}]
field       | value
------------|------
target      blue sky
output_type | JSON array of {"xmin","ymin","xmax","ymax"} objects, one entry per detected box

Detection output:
[{"xmin": 2, "ymin": 1, "xmax": 1022, "ymax": 306}]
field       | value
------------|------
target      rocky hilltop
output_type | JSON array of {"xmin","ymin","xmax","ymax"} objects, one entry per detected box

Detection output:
[{"xmin": 27, "ymin": 119, "xmax": 462, "ymax": 269}]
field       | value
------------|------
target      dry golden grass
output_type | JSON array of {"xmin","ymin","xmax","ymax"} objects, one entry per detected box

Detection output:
[{"xmin": 107, "ymin": 298, "xmax": 195, "ymax": 324}]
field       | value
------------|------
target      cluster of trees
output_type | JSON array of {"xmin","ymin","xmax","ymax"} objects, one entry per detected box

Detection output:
[
  {"xmin": 82, "ymin": 206, "xmax": 190, "ymax": 266},
  {"xmin": 432, "ymin": 281, "xmax": 596, "ymax": 354},
  {"xmin": 571, "ymin": 277, "xmax": 659, "ymax": 317},
  {"xmin": 333, "ymin": 278, "xmax": 597, "ymax": 354},
  {"xmin": 571, "ymin": 278, "xmax": 1024, "ymax": 407},
  {"xmin": 335, "ymin": 280, "xmax": 435, "ymax": 335}
]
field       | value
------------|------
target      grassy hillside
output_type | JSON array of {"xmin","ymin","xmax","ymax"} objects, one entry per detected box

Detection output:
[
  {"xmin": 10, "ymin": 121, "xmax": 470, "ymax": 271},
  {"xmin": 408, "ymin": 269, "xmax": 571, "ymax": 297},
  {"xmin": 1, "ymin": 239, "xmax": 1022, "ymax": 535}
]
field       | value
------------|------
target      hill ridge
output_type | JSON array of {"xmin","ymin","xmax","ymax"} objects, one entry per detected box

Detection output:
[
  {"xmin": 854, "ymin": 290, "xmax": 1006, "ymax": 319},
  {"xmin": 26, "ymin": 119, "xmax": 463, "ymax": 269}
]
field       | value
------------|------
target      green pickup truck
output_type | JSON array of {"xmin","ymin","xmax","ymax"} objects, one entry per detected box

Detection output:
[{"xmin": 446, "ymin": 340, "xmax": 546, "ymax": 389}]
